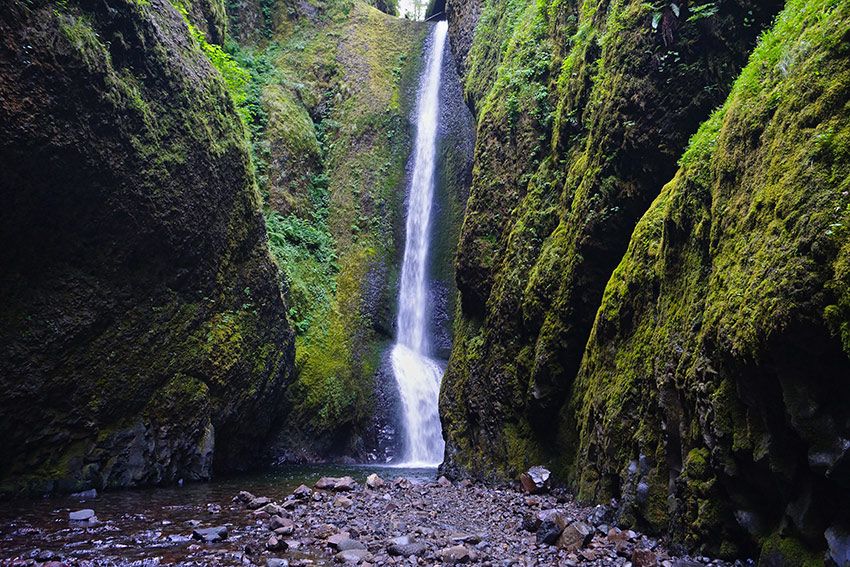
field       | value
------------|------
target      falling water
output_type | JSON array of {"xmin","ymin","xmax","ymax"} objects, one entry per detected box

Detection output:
[{"xmin": 390, "ymin": 21, "xmax": 448, "ymax": 467}]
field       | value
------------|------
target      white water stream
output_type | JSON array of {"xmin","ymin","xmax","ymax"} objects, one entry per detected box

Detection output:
[{"xmin": 390, "ymin": 21, "xmax": 448, "ymax": 467}]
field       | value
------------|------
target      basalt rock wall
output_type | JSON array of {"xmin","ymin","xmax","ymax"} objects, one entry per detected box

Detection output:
[
  {"xmin": 0, "ymin": 0, "xmax": 294, "ymax": 494},
  {"xmin": 441, "ymin": 0, "xmax": 850, "ymax": 560}
]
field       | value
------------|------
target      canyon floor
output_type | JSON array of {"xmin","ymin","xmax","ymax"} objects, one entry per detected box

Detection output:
[{"xmin": 0, "ymin": 468, "xmax": 752, "ymax": 567}]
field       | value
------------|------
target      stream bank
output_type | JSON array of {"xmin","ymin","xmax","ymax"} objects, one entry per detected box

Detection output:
[{"xmin": 1, "ymin": 466, "xmax": 751, "ymax": 567}]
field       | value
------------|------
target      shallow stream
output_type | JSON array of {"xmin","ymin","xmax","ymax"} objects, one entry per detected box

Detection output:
[{"xmin": 0, "ymin": 465, "xmax": 436, "ymax": 564}]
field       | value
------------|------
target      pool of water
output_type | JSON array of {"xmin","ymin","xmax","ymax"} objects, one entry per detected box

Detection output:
[{"xmin": 0, "ymin": 464, "xmax": 438, "ymax": 564}]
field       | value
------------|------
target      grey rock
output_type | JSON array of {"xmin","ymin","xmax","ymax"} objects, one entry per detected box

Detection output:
[
  {"xmin": 438, "ymin": 544, "xmax": 471, "ymax": 564},
  {"xmin": 69, "ymin": 509, "xmax": 95, "ymax": 521},
  {"xmin": 334, "ymin": 548, "xmax": 372, "ymax": 563},
  {"xmin": 267, "ymin": 559, "xmax": 289, "ymax": 567},
  {"xmin": 192, "ymin": 526, "xmax": 228, "ymax": 542},
  {"xmin": 333, "ymin": 476, "xmax": 357, "ymax": 491},
  {"xmin": 388, "ymin": 541, "xmax": 429, "ymax": 557},
  {"xmin": 315, "ymin": 477, "xmax": 338, "ymax": 490},
  {"xmin": 826, "ymin": 525, "xmax": 850, "ymax": 566},
  {"xmin": 366, "ymin": 473, "xmax": 385, "ymax": 489},
  {"xmin": 247, "ymin": 496, "xmax": 271, "ymax": 509},
  {"xmin": 520, "ymin": 466, "xmax": 551, "ymax": 494},
  {"xmin": 71, "ymin": 489, "xmax": 97, "ymax": 500},
  {"xmin": 235, "ymin": 491, "xmax": 256, "ymax": 503},
  {"xmin": 535, "ymin": 509, "xmax": 568, "ymax": 545},
  {"xmin": 337, "ymin": 538, "xmax": 367, "ymax": 551},
  {"xmin": 267, "ymin": 535, "xmax": 288, "ymax": 551},
  {"xmin": 270, "ymin": 515, "xmax": 294, "ymax": 531}
]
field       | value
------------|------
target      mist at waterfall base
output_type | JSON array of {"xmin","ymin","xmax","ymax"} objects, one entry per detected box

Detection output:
[{"xmin": 390, "ymin": 21, "xmax": 449, "ymax": 468}]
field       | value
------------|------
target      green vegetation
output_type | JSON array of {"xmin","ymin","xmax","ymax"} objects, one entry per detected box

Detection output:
[
  {"xmin": 1, "ymin": 0, "xmax": 293, "ymax": 493},
  {"xmin": 572, "ymin": 0, "xmax": 850, "ymax": 554},
  {"xmin": 443, "ymin": 0, "xmax": 850, "ymax": 559},
  {"xmin": 190, "ymin": 0, "xmax": 431, "ymax": 453}
]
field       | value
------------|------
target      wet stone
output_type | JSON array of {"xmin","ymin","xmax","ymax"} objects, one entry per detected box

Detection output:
[
  {"xmin": 192, "ymin": 526, "xmax": 228, "ymax": 542},
  {"xmin": 69, "ymin": 509, "xmax": 95, "ymax": 521},
  {"xmin": 334, "ymin": 548, "xmax": 372, "ymax": 563},
  {"xmin": 247, "ymin": 496, "xmax": 271, "ymax": 509}
]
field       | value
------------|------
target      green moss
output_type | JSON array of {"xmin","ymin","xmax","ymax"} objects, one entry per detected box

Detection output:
[
  {"xmin": 567, "ymin": 0, "xmax": 850, "ymax": 554},
  {"xmin": 759, "ymin": 533, "xmax": 823, "ymax": 567}
]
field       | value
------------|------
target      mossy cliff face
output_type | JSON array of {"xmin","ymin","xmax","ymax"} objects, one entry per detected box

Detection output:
[
  {"xmin": 441, "ymin": 0, "xmax": 780, "ymax": 480},
  {"xmin": 442, "ymin": 0, "xmax": 850, "ymax": 559},
  {"xmin": 574, "ymin": 0, "xmax": 850, "ymax": 557},
  {"xmin": 221, "ymin": 0, "xmax": 469, "ymax": 460},
  {"xmin": 0, "ymin": 0, "xmax": 294, "ymax": 494}
]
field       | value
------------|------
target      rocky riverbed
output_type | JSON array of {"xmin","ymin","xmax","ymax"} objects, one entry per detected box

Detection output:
[{"xmin": 1, "ymin": 470, "xmax": 753, "ymax": 567}]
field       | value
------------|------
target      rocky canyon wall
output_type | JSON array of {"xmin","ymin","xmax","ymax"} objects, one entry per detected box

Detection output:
[{"xmin": 441, "ymin": 0, "xmax": 850, "ymax": 560}]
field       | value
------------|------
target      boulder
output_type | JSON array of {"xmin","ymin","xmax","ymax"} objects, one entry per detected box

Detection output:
[
  {"xmin": 192, "ymin": 526, "xmax": 228, "ymax": 543},
  {"xmin": 293, "ymin": 484, "xmax": 312, "ymax": 498},
  {"xmin": 519, "ymin": 466, "xmax": 551, "ymax": 494},
  {"xmin": 556, "ymin": 521, "xmax": 593, "ymax": 552},
  {"xmin": 267, "ymin": 535, "xmax": 288, "ymax": 552},
  {"xmin": 267, "ymin": 559, "xmax": 289, "ymax": 567},
  {"xmin": 366, "ymin": 473, "xmax": 385, "ymax": 489},
  {"xmin": 334, "ymin": 549, "xmax": 372, "ymax": 563},
  {"xmin": 315, "ymin": 477, "xmax": 338, "ymax": 489},
  {"xmin": 826, "ymin": 526, "xmax": 850, "ymax": 566},
  {"xmin": 333, "ymin": 496, "xmax": 353, "ymax": 507},
  {"xmin": 315, "ymin": 476, "xmax": 357, "ymax": 491},
  {"xmin": 535, "ymin": 509, "xmax": 568, "ymax": 544},
  {"xmin": 247, "ymin": 496, "xmax": 271, "ymax": 509},
  {"xmin": 438, "ymin": 476, "xmax": 453, "ymax": 487},
  {"xmin": 69, "ymin": 509, "xmax": 98, "ymax": 527},
  {"xmin": 333, "ymin": 476, "xmax": 357, "ymax": 491},
  {"xmin": 70, "ymin": 489, "xmax": 97, "ymax": 500},
  {"xmin": 438, "ymin": 544, "xmax": 471, "ymax": 564},
  {"xmin": 327, "ymin": 532, "xmax": 352, "ymax": 548},
  {"xmin": 388, "ymin": 541, "xmax": 429, "ymax": 557},
  {"xmin": 235, "ymin": 491, "xmax": 256, "ymax": 504},
  {"xmin": 260, "ymin": 503, "xmax": 283, "ymax": 516},
  {"xmin": 336, "ymin": 538, "xmax": 367, "ymax": 551},
  {"xmin": 269, "ymin": 515, "xmax": 293, "ymax": 533},
  {"xmin": 69, "ymin": 509, "xmax": 95, "ymax": 521}
]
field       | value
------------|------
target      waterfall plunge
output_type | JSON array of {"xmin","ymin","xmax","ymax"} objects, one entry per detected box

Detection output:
[{"xmin": 391, "ymin": 21, "xmax": 448, "ymax": 467}]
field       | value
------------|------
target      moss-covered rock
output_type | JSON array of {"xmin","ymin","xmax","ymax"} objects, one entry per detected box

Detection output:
[
  {"xmin": 572, "ymin": 0, "xmax": 850, "ymax": 555},
  {"xmin": 0, "ymin": 0, "xmax": 293, "ymax": 494},
  {"xmin": 440, "ymin": 0, "xmax": 780, "ymax": 481}
]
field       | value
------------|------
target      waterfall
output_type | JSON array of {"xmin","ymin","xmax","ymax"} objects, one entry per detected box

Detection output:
[{"xmin": 390, "ymin": 21, "xmax": 448, "ymax": 467}]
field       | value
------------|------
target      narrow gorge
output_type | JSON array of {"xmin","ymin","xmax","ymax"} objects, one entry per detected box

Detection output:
[{"xmin": 1, "ymin": 0, "xmax": 848, "ymax": 565}]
